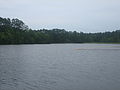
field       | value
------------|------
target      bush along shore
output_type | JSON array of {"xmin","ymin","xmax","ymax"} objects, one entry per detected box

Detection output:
[{"xmin": 0, "ymin": 17, "xmax": 120, "ymax": 44}]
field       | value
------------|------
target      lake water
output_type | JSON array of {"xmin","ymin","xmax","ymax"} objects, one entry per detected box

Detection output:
[{"xmin": 0, "ymin": 44, "xmax": 120, "ymax": 90}]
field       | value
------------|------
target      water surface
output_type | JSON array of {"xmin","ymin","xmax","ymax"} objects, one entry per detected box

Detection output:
[{"xmin": 0, "ymin": 44, "xmax": 120, "ymax": 90}]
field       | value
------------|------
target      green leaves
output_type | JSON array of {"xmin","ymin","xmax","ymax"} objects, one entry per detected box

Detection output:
[{"xmin": 0, "ymin": 17, "xmax": 120, "ymax": 44}]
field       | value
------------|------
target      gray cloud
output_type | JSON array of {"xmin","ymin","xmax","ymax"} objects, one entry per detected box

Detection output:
[{"xmin": 0, "ymin": 0, "xmax": 120, "ymax": 32}]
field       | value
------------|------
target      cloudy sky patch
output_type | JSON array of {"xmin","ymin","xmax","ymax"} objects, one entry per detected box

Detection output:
[{"xmin": 0, "ymin": 0, "xmax": 120, "ymax": 32}]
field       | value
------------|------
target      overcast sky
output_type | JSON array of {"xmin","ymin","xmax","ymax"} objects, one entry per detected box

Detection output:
[{"xmin": 0, "ymin": 0, "xmax": 120, "ymax": 32}]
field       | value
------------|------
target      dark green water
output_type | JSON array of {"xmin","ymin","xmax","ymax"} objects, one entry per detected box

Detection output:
[{"xmin": 0, "ymin": 44, "xmax": 120, "ymax": 90}]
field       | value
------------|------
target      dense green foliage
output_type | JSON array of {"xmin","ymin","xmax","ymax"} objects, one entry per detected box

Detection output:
[{"xmin": 0, "ymin": 17, "xmax": 120, "ymax": 44}]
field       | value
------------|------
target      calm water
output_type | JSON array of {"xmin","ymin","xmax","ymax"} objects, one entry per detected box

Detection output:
[{"xmin": 0, "ymin": 44, "xmax": 120, "ymax": 90}]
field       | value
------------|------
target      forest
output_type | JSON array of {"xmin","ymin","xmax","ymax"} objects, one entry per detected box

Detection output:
[{"xmin": 0, "ymin": 17, "xmax": 120, "ymax": 44}]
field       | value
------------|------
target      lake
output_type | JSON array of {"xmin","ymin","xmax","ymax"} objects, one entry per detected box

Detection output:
[{"xmin": 0, "ymin": 44, "xmax": 120, "ymax": 90}]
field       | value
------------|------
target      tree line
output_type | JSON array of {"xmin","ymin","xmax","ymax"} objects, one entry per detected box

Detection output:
[{"xmin": 0, "ymin": 17, "xmax": 120, "ymax": 44}]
